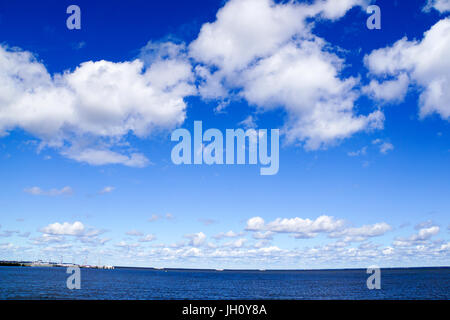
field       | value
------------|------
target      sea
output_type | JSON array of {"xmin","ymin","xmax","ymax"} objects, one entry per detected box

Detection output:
[{"xmin": 0, "ymin": 266, "xmax": 448, "ymax": 299}]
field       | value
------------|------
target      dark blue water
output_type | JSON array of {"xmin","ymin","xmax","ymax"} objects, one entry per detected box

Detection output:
[{"xmin": 0, "ymin": 266, "xmax": 448, "ymax": 299}]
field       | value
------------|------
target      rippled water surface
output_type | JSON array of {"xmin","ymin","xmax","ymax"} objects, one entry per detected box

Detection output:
[{"xmin": 0, "ymin": 266, "xmax": 448, "ymax": 299}]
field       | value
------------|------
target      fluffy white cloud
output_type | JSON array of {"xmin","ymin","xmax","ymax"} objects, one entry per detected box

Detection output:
[
  {"xmin": 38, "ymin": 221, "xmax": 106, "ymax": 247},
  {"xmin": 394, "ymin": 225, "xmax": 440, "ymax": 247},
  {"xmin": 241, "ymin": 40, "xmax": 384, "ymax": 149},
  {"xmin": 40, "ymin": 221, "xmax": 85, "ymax": 236},
  {"xmin": 190, "ymin": 0, "xmax": 367, "ymax": 72},
  {"xmin": 24, "ymin": 186, "xmax": 73, "ymax": 196},
  {"xmin": 0, "ymin": 0, "xmax": 386, "ymax": 158},
  {"xmin": 246, "ymin": 215, "xmax": 345, "ymax": 238},
  {"xmin": 329, "ymin": 222, "xmax": 392, "ymax": 242},
  {"xmin": 246, "ymin": 215, "xmax": 392, "ymax": 242},
  {"xmin": 363, "ymin": 73, "xmax": 410, "ymax": 103},
  {"xmin": 365, "ymin": 18, "xmax": 450, "ymax": 120},
  {"xmin": 0, "ymin": 42, "xmax": 195, "ymax": 166},
  {"xmin": 412, "ymin": 226, "xmax": 440, "ymax": 241},
  {"xmin": 424, "ymin": 0, "xmax": 450, "ymax": 13},
  {"xmin": 184, "ymin": 232, "xmax": 207, "ymax": 246},
  {"xmin": 62, "ymin": 148, "xmax": 149, "ymax": 167},
  {"xmin": 268, "ymin": 215, "xmax": 345, "ymax": 238},
  {"xmin": 190, "ymin": 0, "xmax": 381, "ymax": 150},
  {"xmin": 190, "ymin": 0, "xmax": 306, "ymax": 73},
  {"xmin": 12, "ymin": 217, "xmax": 447, "ymax": 267},
  {"xmin": 108, "ymin": 234, "xmax": 448, "ymax": 268},
  {"xmin": 246, "ymin": 217, "xmax": 266, "ymax": 231},
  {"xmin": 311, "ymin": 0, "xmax": 370, "ymax": 20}
]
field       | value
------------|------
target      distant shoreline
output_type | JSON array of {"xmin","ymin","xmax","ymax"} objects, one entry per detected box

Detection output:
[
  {"xmin": 0, "ymin": 260, "xmax": 114, "ymax": 269},
  {"xmin": 1, "ymin": 261, "xmax": 449, "ymax": 272}
]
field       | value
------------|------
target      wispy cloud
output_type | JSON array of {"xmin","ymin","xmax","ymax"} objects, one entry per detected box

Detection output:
[
  {"xmin": 98, "ymin": 186, "xmax": 115, "ymax": 194},
  {"xmin": 24, "ymin": 186, "xmax": 73, "ymax": 196},
  {"xmin": 148, "ymin": 213, "xmax": 174, "ymax": 222},
  {"xmin": 372, "ymin": 139, "xmax": 394, "ymax": 154}
]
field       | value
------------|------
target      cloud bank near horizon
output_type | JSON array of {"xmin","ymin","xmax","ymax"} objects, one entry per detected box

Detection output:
[{"xmin": 1, "ymin": 214, "xmax": 447, "ymax": 268}]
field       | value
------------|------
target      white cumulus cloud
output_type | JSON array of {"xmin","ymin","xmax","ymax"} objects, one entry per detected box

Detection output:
[
  {"xmin": 246, "ymin": 215, "xmax": 345, "ymax": 238},
  {"xmin": 424, "ymin": 0, "xmax": 450, "ymax": 13},
  {"xmin": 365, "ymin": 18, "xmax": 450, "ymax": 120},
  {"xmin": 190, "ymin": 0, "xmax": 382, "ymax": 150},
  {"xmin": 329, "ymin": 222, "xmax": 392, "ymax": 242},
  {"xmin": 393, "ymin": 225, "xmax": 440, "ymax": 247},
  {"xmin": 40, "ymin": 221, "xmax": 85, "ymax": 236},
  {"xmin": 185, "ymin": 232, "xmax": 207, "ymax": 247},
  {"xmin": 0, "ymin": 42, "xmax": 195, "ymax": 166}
]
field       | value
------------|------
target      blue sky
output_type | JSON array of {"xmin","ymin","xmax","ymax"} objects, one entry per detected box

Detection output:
[{"xmin": 0, "ymin": 0, "xmax": 449, "ymax": 269}]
